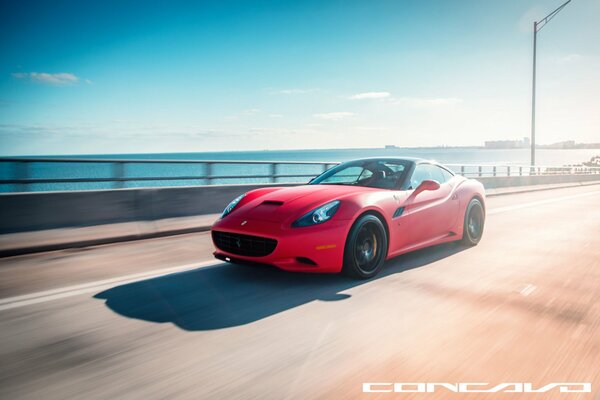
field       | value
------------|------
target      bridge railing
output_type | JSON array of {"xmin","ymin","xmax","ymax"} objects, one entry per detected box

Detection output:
[
  {"xmin": 1, "ymin": 157, "xmax": 599, "ymax": 192},
  {"xmin": 445, "ymin": 164, "xmax": 600, "ymax": 178},
  {"xmin": 0, "ymin": 158, "xmax": 339, "ymax": 192}
]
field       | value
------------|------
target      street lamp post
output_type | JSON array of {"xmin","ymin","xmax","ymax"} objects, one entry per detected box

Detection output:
[{"xmin": 531, "ymin": 0, "xmax": 572, "ymax": 167}]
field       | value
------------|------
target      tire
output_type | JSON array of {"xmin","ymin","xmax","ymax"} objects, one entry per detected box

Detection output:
[
  {"xmin": 343, "ymin": 214, "xmax": 388, "ymax": 279},
  {"xmin": 461, "ymin": 198, "xmax": 485, "ymax": 246}
]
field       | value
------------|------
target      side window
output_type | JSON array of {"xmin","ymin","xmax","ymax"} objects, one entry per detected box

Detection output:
[
  {"xmin": 410, "ymin": 164, "xmax": 452, "ymax": 188},
  {"xmin": 436, "ymin": 166, "xmax": 454, "ymax": 183},
  {"xmin": 410, "ymin": 164, "xmax": 432, "ymax": 189},
  {"xmin": 428, "ymin": 165, "xmax": 446, "ymax": 183}
]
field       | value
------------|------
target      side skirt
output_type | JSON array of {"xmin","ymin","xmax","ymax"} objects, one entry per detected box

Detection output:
[{"xmin": 386, "ymin": 232, "xmax": 459, "ymax": 259}]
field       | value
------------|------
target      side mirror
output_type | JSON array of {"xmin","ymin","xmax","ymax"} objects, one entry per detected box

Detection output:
[{"xmin": 415, "ymin": 179, "xmax": 440, "ymax": 193}]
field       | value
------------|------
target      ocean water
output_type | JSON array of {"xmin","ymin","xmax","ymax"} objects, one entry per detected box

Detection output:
[{"xmin": 1, "ymin": 148, "xmax": 598, "ymax": 193}]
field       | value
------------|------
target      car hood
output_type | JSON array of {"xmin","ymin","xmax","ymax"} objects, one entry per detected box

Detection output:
[{"xmin": 234, "ymin": 184, "xmax": 372, "ymax": 223}]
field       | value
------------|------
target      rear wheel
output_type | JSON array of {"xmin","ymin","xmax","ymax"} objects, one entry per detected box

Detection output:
[
  {"xmin": 343, "ymin": 215, "xmax": 388, "ymax": 279},
  {"xmin": 461, "ymin": 198, "xmax": 485, "ymax": 246}
]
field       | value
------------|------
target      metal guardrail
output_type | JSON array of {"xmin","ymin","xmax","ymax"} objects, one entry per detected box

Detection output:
[
  {"xmin": 1, "ymin": 157, "xmax": 599, "ymax": 192},
  {"xmin": 0, "ymin": 158, "xmax": 339, "ymax": 191},
  {"xmin": 445, "ymin": 163, "xmax": 600, "ymax": 178}
]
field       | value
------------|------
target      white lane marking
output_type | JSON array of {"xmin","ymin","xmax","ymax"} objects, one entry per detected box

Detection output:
[
  {"xmin": 0, "ymin": 260, "xmax": 222, "ymax": 312},
  {"xmin": 520, "ymin": 284, "xmax": 537, "ymax": 296},
  {"xmin": 487, "ymin": 189, "xmax": 600, "ymax": 215},
  {"xmin": 2, "ymin": 187, "xmax": 599, "ymax": 311}
]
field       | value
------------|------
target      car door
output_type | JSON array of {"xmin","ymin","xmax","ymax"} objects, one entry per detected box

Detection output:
[
  {"xmin": 393, "ymin": 163, "xmax": 458, "ymax": 251},
  {"xmin": 434, "ymin": 165, "xmax": 461, "ymax": 230}
]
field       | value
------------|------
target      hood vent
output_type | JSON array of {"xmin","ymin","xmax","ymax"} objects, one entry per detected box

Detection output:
[{"xmin": 262, "ymin": 200, "xmax": 284, "ymax": 206}]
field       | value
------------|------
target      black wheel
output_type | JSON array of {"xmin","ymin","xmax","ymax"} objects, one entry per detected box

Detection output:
[
  {"xmin": 462, "ymin": 198, "xmax": 485, "ymax": 246},
  {"xmin": 343, "ymin": 214, "xmax": 388, "ymax": 279}
]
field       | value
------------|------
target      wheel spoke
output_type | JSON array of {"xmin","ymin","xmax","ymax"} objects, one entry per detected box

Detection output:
[
  {"xmin": 353, "ymin": 222, "xmax": 382, "ymax": 272},
  {"xmin": 467, "ymin": 205, "xmax": 483, "ymax": 240}
]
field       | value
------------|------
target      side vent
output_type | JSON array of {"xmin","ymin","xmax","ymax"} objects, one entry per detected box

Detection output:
[{"xmin": 393, "ymin": 207, "xmax": 405, "ymax": 218}]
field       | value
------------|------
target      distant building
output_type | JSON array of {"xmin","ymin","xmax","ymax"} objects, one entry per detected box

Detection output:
[
  {"xmin": 541, "ymin": 140, "xmax": 576, "ymax": 149},
  {"xmin": 484, "ymin": 137, "xmax": 529, "ymax": 149},
  {"xmin": 484, "ymin": 138, "xmax": 600, "ymax": 150}
]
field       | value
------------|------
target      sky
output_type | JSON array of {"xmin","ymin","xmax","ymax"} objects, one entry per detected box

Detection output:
[{"xmin": 0, "ymin": 0, "xmax": 599, "ymax": 156}]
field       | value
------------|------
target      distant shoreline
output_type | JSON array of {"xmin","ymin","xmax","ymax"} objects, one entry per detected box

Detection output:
[{"xmin": 3, "ymin": 145, "xmax": 600, "ymax": 159}]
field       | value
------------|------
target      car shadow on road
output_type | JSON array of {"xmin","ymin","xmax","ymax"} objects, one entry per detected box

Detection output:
[{"xmin": 94, "ymin": 243, "xmax": 468, "ymax": 331}]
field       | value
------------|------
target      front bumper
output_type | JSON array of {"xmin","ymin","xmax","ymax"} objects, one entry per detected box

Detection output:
[{"xmin": 211, "ymin": 216, "xmax": 350, "ymax": 273}]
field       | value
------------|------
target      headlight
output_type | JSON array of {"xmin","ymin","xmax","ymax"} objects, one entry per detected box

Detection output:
[
  {"xmin": 221, "ymin": 194, "xmax": 245, "ymax": 218},
  {"xmin": 292, "ymin": 200, "xmax": 340, "ymax": 227}
]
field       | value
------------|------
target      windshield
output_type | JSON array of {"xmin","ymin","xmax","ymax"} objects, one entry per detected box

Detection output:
[{"xmin": 310, "ymin": 159, "xmax": 410, "ymax": 189}]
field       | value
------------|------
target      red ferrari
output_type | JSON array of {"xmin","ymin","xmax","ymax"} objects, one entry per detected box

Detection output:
[{"xmin": 211, "ymin": 158, "xmax": 485, "ymax": 279}]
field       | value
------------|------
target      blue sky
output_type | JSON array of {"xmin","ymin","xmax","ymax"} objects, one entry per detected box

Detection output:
[{"xmin": 1, "ymin": 0, "xmax": 599, "ymax": 155}]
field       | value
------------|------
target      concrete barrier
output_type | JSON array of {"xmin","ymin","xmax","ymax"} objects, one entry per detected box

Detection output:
[
  {"xmin": 0, "ymin": 183, "xmax": 294, "ymax": 234},
  {"xmin": 1, "ymin": 174, "xmax": 600, "ymax": 235},
  {"xmin": 476, "ymin": 173, "xmax": 600, "ymax": 189}
]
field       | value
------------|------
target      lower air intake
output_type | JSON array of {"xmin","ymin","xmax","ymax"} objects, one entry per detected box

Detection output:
[{"xmin": 212, "ymin": 231, "xmax": 277, "ymax": 257}]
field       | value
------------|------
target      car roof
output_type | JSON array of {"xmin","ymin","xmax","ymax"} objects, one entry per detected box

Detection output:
[{"xmin": 342, "ymin": 157, "xmax": 439, "ymax": 165}]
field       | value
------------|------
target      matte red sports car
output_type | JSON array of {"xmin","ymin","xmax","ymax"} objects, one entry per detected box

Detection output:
[{"xmin": 211, "ymin": 158, "xmax": 485, "ymax": 279}]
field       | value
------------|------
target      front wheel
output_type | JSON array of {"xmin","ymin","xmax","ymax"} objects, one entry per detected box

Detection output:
[
  {"xmin": 461, "ymin": 198, "xmax": 485, "ymax": 246},
  {"xmin": 343, "ymin": 215, "xmax": 388, "ymax": 279}
]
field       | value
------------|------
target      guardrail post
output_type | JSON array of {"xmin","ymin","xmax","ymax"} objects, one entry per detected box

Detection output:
[
  {"xmin": 15, "ymin": 161, "xmax": 29, "ymax": 192},
  {"xmin": 112, "ymin": 162, "xmax": 125, "ymax": 189},
  {"xmin": 478, "ymin": 166, "xmax": 482, "ymax": 177},
  {"xmin": 507, "ymin": 166, "xmax": 511, "ymax": 176},
  {"xmin": 270, "ymin": 163, "xmax": 277, "ymax": 183},
  {"xmin": 519, "ymin": 166, "xmax": 523, "ymax": 176},
  {"xmin": 205, "ymin": 162, "xmax": 213, "ymax": 185},
  {"xmin": 460, "ymin": 165, "xmax": 465, "ymax": 176},
  {"xmin": 492, "ymin": 166, "xmax": 497, "ymax": 177}
]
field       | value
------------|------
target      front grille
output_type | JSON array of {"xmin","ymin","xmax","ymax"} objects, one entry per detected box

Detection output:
[{"xmin": 212, "ymin": 230, "xmax": 277, "ymax": 257}]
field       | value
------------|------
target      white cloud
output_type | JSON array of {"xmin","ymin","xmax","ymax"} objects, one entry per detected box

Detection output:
[
  {"xmin": 12, "ymin": 72, "xmax": 80, "ymax": 86},
  {"xmin": 392, "ymin": 97, "xmax": 463, "ymax": 107},
  {"xmin": 350, "ymin": 91, "xmax": 391, "ymax": 100},
  {"xmin": 313, "ymin": 112, "xmax": 354, "ymax": 121}
]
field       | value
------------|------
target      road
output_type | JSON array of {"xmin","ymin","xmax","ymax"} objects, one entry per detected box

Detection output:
[{"xmin": 0, "ymin": 185, "xmax": 599, "ymax": 400}]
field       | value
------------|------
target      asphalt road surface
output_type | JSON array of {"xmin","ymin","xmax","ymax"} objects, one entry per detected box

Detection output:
[{"xmin": 1, "ymin": 185, "xmax": 599, "ymax": 400}]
